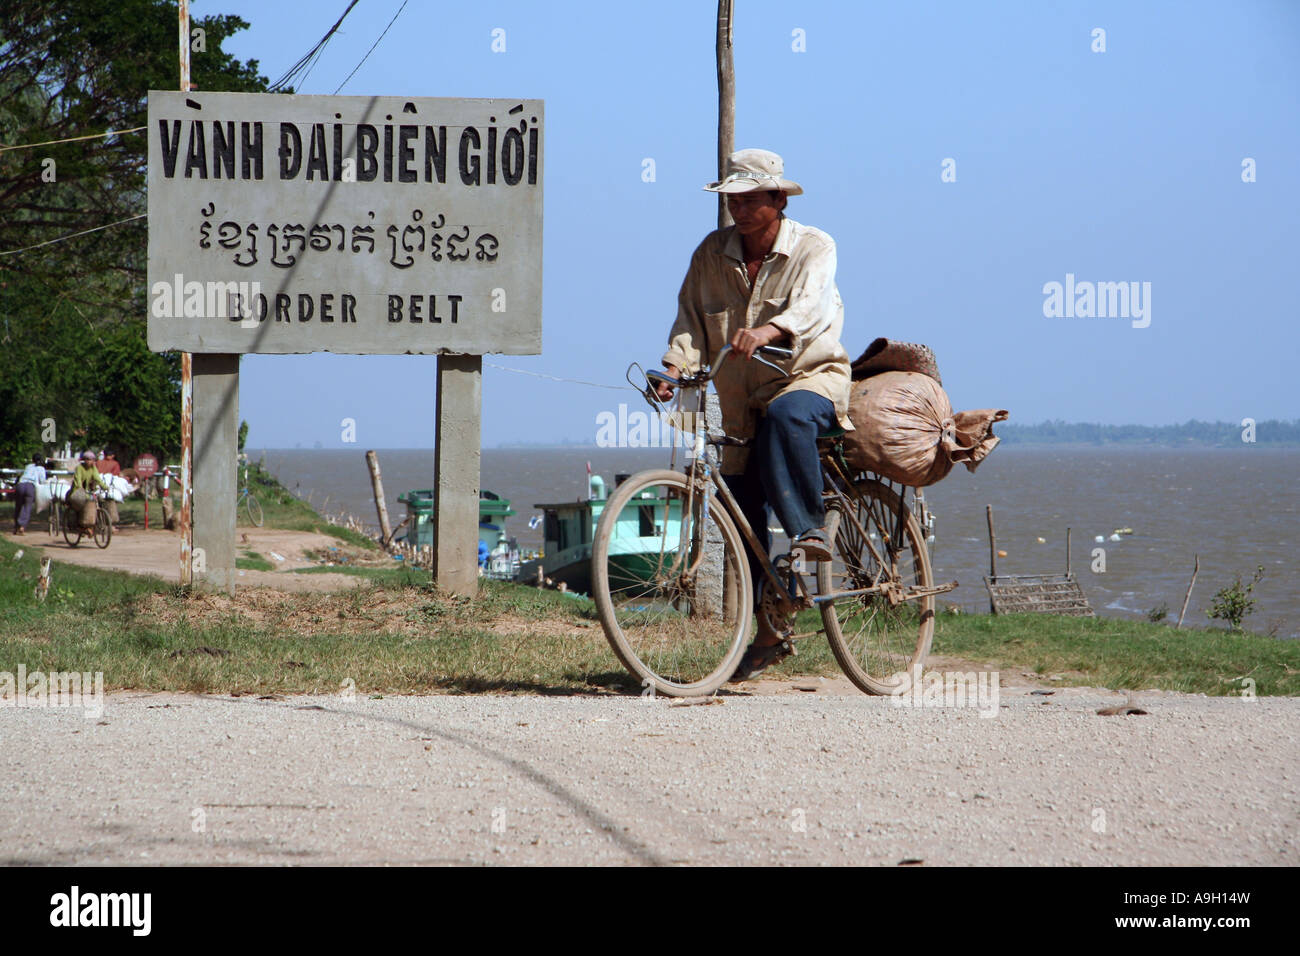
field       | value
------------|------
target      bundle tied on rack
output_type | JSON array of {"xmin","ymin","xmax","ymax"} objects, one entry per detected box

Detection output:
[{"xmin": 841, "ymin": 338, "xmax": 1008, "ymax": 488}]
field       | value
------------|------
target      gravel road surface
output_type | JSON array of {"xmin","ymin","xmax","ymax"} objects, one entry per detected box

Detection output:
[{"xmin": 1, "ymin": 685, "xmax": 1295, "ymax": 865}]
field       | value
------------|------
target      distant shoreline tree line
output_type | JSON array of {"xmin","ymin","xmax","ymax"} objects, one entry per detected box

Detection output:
[
  {"xmin": 490, "ymin": 419, "xmax": 1300, "ymax": 449},
  {"xmin": 994, "ymin": 419, "xmax": 1300, "ymax": 446}
]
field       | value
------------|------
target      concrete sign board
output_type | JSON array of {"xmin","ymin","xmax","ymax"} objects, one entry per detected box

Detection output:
[{"xmin": 146, "ymin": 91, "xmax": 543, "ymax": 355}]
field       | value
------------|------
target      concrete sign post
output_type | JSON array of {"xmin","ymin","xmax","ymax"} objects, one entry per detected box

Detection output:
[
  {"xmin": 147, "ymin": 91, "xmax": 544, "ymax": 594},
  {"xmin": 432, "ymin": 354, "xmax": 483, "ymax": 594}
]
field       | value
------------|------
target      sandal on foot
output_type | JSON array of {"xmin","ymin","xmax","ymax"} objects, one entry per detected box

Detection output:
[
  {"xmin": 729, "ymin": 639, "xmax": 796, "ymax": 683},
  {"xmin": 791, "ymin": 528, "xmax": 832, "ymax": 563}
]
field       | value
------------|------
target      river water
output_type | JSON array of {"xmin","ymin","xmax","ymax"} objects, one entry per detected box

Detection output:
[{"xmin": 249, "ymin": 445, "xmax": 1299, "ymax": 638}]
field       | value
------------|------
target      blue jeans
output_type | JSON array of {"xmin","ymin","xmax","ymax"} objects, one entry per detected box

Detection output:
[{"xmin": 724, "ymin": 389, "xmax": 838, "ymax": 601}]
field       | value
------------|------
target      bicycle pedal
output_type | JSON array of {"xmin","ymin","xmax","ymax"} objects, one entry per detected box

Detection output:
[{"xmin": 776, "ymin": 550, "xmax": 810, "ymax": 573}]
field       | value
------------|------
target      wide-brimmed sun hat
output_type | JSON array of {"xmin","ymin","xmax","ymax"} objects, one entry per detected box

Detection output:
[{"xmin": 704, "ymin": 148, "xmax": 803, "ymax": 196}]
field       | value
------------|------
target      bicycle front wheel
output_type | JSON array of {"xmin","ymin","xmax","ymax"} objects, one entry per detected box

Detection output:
[
  {"xmin": 94, "ymin": 507, "xmax": 112, "ymax": 548},
  {"xmin": 591, "ymin": 469, "xmax": 752, "ymax": 697},
  {"xmin": 245, "ymin": 493, "xmax": 264, "ymax": 527},
  {"xmin": 818, "ymin": 477, "xmax": 935, "ymax": 695}
]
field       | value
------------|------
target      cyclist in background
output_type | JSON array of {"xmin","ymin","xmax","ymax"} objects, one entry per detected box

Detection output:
[{"xmin": 69, "ymin": 450, "xmax": 109, "ymax": 532}]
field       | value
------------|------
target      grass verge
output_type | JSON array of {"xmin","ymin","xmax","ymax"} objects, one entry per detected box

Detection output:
[
  {"xmin": 0, "ymin": 533, "xmax": 1295, "ymax": 696},
  {"xmin": 236, "ymin": 550, "xmax": 273, "ymax": 572}
]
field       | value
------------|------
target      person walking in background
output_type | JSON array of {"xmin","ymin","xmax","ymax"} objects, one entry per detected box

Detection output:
[
  {"xmin": 12, "ymin": 454, "xmax": 46, "ymax": 535},
  {"xmin": 95, "ymin": 449, "xmax": 123, "ymax": 528},
  {"xmin": 95, "ymin": 450, "xmax": 121, "ymax": 477}
]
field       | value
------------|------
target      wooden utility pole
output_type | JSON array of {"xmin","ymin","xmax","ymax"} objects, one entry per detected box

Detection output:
[
  {"xmin": 177, "ymin": 0, "xmax": 240, "ymax": 594},
  {"xmin": 703, "ymin": 0, "xmax": 736, "ymax": 615},
  {"xmin": 716, "ymin": 0, "xmax": 735, "ymax": 229},
  {"xmin": 178, "ymin": 0, "xmax": 193, "ymax": 586}
]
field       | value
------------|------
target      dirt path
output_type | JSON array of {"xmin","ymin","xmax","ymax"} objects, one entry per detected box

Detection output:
[{"xmin": 5, "ymin": 526, "xmax": 369, "ymax": 593}]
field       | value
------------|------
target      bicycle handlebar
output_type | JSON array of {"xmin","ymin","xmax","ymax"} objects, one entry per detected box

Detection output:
[{"xmin": 646, "ymin": 343, "xmax": 794, "ymax": 392}]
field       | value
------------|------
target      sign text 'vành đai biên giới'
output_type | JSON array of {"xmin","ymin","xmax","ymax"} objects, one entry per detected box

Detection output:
[{"xmin": 146, "ymin": 91, "xmax": 543, "ymax": 355}]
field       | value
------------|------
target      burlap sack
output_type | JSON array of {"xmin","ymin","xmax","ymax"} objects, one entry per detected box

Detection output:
[
  {"xmin": 66, "ymin": 488, "xmax": 98, "ymax": 529},
  {"xmin": 843, "ymin": 370, "xmax": 1008, "ymax": 487}
]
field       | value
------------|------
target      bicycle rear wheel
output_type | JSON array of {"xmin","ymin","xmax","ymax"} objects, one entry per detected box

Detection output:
[
  {"xmin": 245, "ymin": 493, "xmax": 264, "ymax": 527},
  {"xmin": 818, "ymin": 477, "xmax": 935, "ymax": 695},
  {"xmin": 63, "ymin": 507, "xmax": 82, "ymax": 547},
  {"xmin": 591, "ymin": 469, "xmax": 752, "ymax": 697}
]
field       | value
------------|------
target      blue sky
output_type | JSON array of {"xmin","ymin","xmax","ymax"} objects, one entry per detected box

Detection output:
[{"xmin": 206, "ymin": 0, "xmax": 1300, "ymax": 447}]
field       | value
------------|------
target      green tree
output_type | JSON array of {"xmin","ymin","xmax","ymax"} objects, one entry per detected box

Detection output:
[
  {"xmin": 0, "ymin": 272, "xmax": 180, "ymax": 462},
  {"xmin": 1, "ymin": 1, "xmax": 276, "ymax": 297},
  {"xmin": 0, "ymin": 1, "xmax": 279, "ymax": 464}
]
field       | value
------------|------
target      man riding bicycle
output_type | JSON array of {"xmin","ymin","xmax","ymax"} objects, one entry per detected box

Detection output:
[
  {"xmin": 654, "ymin": 148, "xmax": 853, "ymax": 680},
  {"xmin": 69, "ymin": 449, "xmax": 110, "ymax": 532}
]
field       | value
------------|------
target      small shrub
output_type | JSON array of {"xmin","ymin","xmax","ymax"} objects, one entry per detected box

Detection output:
[
  {"xmin": 1206, "ymin": 565, "xmax": 1265, "ymax": 631},
  {"xmin": 1146, "ymin": 603, "xmax": 1169, "ymax": 623}
]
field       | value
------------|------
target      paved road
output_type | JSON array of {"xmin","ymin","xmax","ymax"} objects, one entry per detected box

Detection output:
[{"xmin": 1, "ymin": 686, "xmax": 1295, "ymax": 865}]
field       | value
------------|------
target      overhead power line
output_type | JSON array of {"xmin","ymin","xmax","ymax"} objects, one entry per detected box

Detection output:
[
  {"xmin": 0, "ymin": 126, "xmax": 146, "ymax": 154},
  {"xmin": 485, "ymin": 363, "xmax": 627, "ymax": 392},
  {"xmin": 333, "ymin": 0, "xmax": 410, "ymax": 94},
  {"xmin": 269, "ymin": 0, "xmax": 363, "ymax": 93},
  {"xmin": 0, "ymin": 214, "xmax": 146, "ymax": 258}
]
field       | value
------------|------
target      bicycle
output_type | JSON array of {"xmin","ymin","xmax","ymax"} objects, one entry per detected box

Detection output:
[
  {"xmin": 591, "ymin": 345, "xmax": 957, "ymax": 698},
  {"xmin": 238, "ymin": 465, "xmax": 264, "ymax": 527},
  {"xmin": 63, "ymin": 490, "xmax": 112, "ymax": 549},
  {"xmin": 48, "ymin": 499, "xmax": 65, "ymax": 539}
]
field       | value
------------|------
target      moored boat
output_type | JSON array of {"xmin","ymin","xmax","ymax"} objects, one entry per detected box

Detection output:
[
  {"xmin": 396, "ymin": 488, "xmax": 525, "ymax": 580},
  {"xmin": 523, "ymin": 472, "xmax": 683, "ymax": 596}
]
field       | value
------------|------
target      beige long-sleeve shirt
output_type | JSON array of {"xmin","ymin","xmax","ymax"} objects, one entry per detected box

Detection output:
[{"xmin": 662, "ymin": 215, "xmax": 853, "ymax": 472}]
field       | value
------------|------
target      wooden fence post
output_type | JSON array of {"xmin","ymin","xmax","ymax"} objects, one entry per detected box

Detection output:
[{"xmin": 1177, "ymin": 555, "xmax": 1200, "ymax": 629}]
